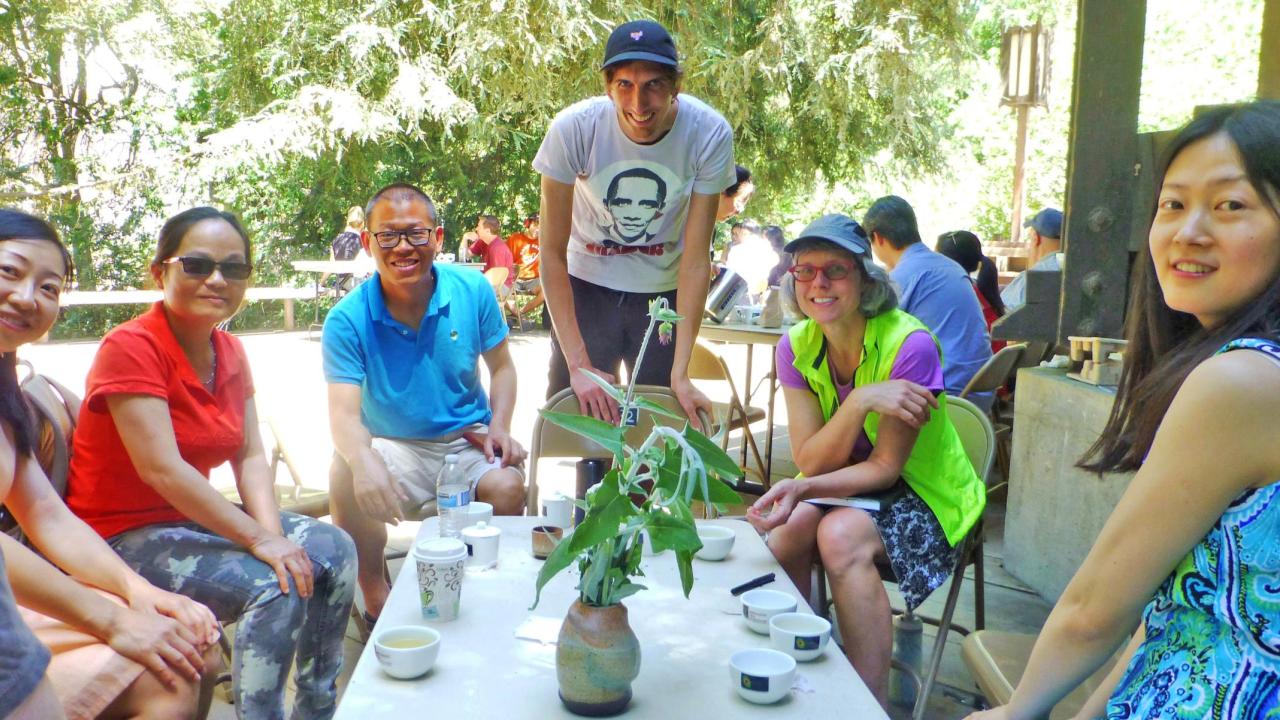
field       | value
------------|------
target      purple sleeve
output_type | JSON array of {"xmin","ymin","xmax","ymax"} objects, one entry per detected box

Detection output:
[
  {"xmin": 889, "ymin": 331, "xmax": 944, "ymax": 392},
  {"xmin": 775, "ymin": 335, "xmax": 808, "ymax": 389}
]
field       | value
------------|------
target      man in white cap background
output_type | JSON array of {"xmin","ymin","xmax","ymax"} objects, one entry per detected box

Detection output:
[{"xmin": 534, "ymin": 19, "xmax": 736, "ymax": 426}]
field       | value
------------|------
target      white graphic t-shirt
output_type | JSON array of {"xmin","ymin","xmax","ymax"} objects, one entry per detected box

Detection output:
[{"xmin": 533, "ymin": 94, "xmax": 735, "ymax": 293}]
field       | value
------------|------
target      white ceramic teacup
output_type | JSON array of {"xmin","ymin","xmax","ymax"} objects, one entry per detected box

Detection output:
[
  {"xmin": 463, "ymin": 501, "xmax": 493, "ymax": 527},
  {"xmin": 729, "ymin": 648, "xmax": 796, "ymax": 704},
  {"xmin": 740, "ymin": 588, "xmax": 798, "ymax": 634},
  {"xmin": 541, "ymin": 493, "xmax": 572, "ymax": 529},
  {"xmin": 695, "ymin": 525, "xmax": 735, "ymax": 561},
  {"xmin": 373, "ymin": 625, "xmax": 441, "ymax": 679},
  {"xmin": 769, "ymin": 612, "xmax": 832, "ymax": 662}
]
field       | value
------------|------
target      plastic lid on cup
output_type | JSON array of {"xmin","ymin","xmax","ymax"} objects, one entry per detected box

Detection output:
[
  {"xmin": 461, "ymin": 521, "xmax": 501, "ymax": 539},
  {"xmin": 413, "ymin": 537, "xmax": 467, "ymax": 562}
]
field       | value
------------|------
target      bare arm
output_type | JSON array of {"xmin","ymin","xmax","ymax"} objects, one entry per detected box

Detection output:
[
  {"xmin": 479, "ymin": 339, "xmax": 527, "ymax": 466},
  {"xmin": 6, "ymin": 452, "xmax": 219, "ymax": 644},
  {"xmin": 975, "ymin": 351, "xmax": 1280, "ymax": 720},
  {"xmin": 107, "ymin": 393, "xmax": 312, "ymax": 596},
  {"xmin": 668, "ymin": 191, "xmax": 718, "ymax": 429},
  {"xmin": 539, "ymin": 173, "xmax": 619, "ymax": 422},
  {"xmin": 2, "ymin": 532, "xmax": 206, "ymax": 687},
  {"xmin": 328, "ymin": 382, "xmax": 407, "ymax": 523},
  {"xmin": 749, "ymin": 414, "xmax": 918, "ymax": 531},
  {"xmin": 784, "ymin": 381, "xmax": 937, "ymax": 478},
  {"xmin": 1071, "ymin": 625, "xmax": 1145, "ymax": 720}
]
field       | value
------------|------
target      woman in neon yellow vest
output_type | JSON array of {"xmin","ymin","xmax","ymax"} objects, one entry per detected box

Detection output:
[{"xmin": 746, "ymin": 213, "xmax": 985, "ymax": 708}]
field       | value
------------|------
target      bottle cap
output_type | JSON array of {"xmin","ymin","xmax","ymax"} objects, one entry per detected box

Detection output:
[{"xmin": 444, "ymin": 453, "xmax": 460, "ymax": 463}]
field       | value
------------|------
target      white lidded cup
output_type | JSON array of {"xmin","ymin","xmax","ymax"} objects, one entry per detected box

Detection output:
[
  {"xmin": 460, "ymin": 521, "xmax": 501, "ymax": 570},
  {"xmin": 541, "ymin": 492, "xmax": 573, "ymax": 529},
  {"xmin": 413, "ymin": 537, "xmax": 467, "ymax": 621}
]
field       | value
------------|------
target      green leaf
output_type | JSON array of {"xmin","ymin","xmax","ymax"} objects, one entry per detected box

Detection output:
[
  {"xmin": 644, "ymin": 508, "xmax": 702, "ymax": 555},
  {"xmin": 566, "ymin": 473, "xmax": 638, "ymax": 556},
  {"xmin": 675, "ymin": 549, "xmax": 696, "ymax": 598},
  {"xmin": 539, "ymin": 409, "xmax": 625, "ymax": 458},
  {"xmin": 580, "ymin": 369, "xmax": 624, "ymax": 403},
  {"xmin": 682, "ymin": 425, "xmax": 744, "ymax": 482},
  {"xmin": 531, "ymin": 528, "xmax": 582, "ymax": 609},
  {"xmin": 651, "ymin": 443, "xmax": 683, "ymax": 500},
  {"xmin": 631, "ymin": 395, "xmax": 684, "ymax": 421},
  {"xmin": 691, "ymin": 476, "xmax": 744, "ymax": 507},
  {"xmin": 611, "ymin": 581, "xmax": 647, "ymax": 603}
]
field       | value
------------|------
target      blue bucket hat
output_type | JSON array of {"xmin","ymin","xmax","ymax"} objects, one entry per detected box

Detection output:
[
  {"xmin": 602, "ymin": 20, "xmax": 679, "ymax": 69},
  {"xmin": 783, "ymin": 214, "xmax": 871, "ymax": 257}
]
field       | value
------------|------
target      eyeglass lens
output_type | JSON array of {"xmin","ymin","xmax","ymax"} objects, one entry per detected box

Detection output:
[
  {"xmin": 173, "ymin": 256, "xmax": 253, "ymax": 280},
  {"xmin": 790, "ymin": 262, "xmax": 851, "ymax": 282},
  {"xmin": 373, "ymin": 228, "xmax": 436, "ymax": 248}
]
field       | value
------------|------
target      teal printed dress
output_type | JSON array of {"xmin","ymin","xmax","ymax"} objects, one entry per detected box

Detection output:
[{"xmin": 1106, "ymin": 338, "xmax": 1280, "ymax": 719}]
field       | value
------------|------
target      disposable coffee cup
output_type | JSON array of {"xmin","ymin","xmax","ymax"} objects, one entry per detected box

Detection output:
[
  {"xmin": 460, "ymin": 521, "xmax": 501, "ymax": 570},
  {"xmin": 413, "ymin": 537, "xmax": 467, "ymax": 621},
  {"xmin": 541, "ymin": 493, "xmax": 572, "ymax": 529}
]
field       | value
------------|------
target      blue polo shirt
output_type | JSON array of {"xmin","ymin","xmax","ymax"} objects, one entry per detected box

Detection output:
[
  {"xmin": 322, "ymin": 264, "xmax": 508, "ymax": 439},
  {"xmin": 890, "ymin": 243, "xmax": 993, "ymax": 409}
]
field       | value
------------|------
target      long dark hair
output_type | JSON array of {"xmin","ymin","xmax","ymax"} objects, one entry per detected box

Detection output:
[
  {"xmin": 1080, "ymin": 101, "xmax": 1280, "ymax": 474},
  {"xmin": 0, "ymin": 209, "xmax": 73, "ymax": 456},
  {"xmin": 937, "ymin": 230, "xmax": 1005, "ymax": 316}
]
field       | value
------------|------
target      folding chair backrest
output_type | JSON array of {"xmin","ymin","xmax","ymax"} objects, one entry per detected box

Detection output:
[
  {"xmin": 959, "ymin": 344, "xmax": 1025, "ymax": 398},
  {"xmin": 528, "ymin": 385, "xmax": 694, "ymax": 513},
  {"xmin": 944, "ymin": 395, "xmax": 996, "ymax": 486}
]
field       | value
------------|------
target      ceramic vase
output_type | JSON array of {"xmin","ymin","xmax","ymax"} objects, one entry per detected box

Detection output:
[{"xmin": 556, "ymin": 600, "xmax": 641, "ymax": 716}]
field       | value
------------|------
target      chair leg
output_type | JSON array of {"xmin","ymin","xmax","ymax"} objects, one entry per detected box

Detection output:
[
  {"xmin": 912, "ymin": 563, "xmax": 967, "ymax": 720},
  {"xmin": 974, "ymin": 542, "xmax": 986, "ymax": 631}
]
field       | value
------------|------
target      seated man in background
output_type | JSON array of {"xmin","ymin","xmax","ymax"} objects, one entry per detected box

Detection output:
[
  {"xmin": 464, "ymin": 214, "xmax": 516, "ymax": 301},
  {"xmin": 1001, "ymin": 207, "xmax": 1063, "ymax": 311},
  {"xmin": 864, "ymin": 195, "xmax": 993, "ymax": 411},
  {"xmin": 324, "ymin": 184, "xmax": 527, "ymax": 625}
]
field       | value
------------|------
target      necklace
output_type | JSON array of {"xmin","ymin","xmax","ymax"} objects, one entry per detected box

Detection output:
[{"xmin": 202, "ymin": 340, "xmax": 217, "ymax": 390}]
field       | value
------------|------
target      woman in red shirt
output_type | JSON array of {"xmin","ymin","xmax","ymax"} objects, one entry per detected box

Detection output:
[
  {"xmin": 937, "ymin": 230, "xmax": 1006, "ymax": 352},
  {"xmin": 65, "ymin": 207, "xmax": 356, "ymax": 720}
]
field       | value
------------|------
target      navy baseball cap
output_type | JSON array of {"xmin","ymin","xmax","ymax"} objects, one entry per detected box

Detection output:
[
  {"xmin": 602, "ymin": 20, "xmax": 678, "ymax": 69},
  {"xmin": 1023, "ymin": 208, "xmax": 1063, "ymax": 239},
  {"xmin": 784, "ymin": 214, "xmax": 871, "ymax": 256}
]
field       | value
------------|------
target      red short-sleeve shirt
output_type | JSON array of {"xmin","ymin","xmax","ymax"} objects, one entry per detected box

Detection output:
[{"xmin": 66, "ymin": 303, "xmax": 255, "ymax": 539}]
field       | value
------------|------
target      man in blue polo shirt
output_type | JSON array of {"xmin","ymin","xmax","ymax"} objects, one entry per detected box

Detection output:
[
  {"xmin": 323, "ymin": 182, "xmax": 527, "ymax": 623},
  {"xmin": 864, "ymin": 195, "xmax": 994, "ymax": 411}
]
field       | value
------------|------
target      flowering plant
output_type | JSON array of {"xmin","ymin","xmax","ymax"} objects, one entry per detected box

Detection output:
[{"xmin": 532, "ymin": 298, "xmax": 743, "ymax": 608}]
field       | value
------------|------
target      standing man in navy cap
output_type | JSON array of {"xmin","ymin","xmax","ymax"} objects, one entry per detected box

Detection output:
[
  {"xmin": 533, "ymin": 19, "xmax": 736, "ymax": 426},
  {"xmin": 1001, "ymin": 207, "xmax": 1063, "ymax": 310}
]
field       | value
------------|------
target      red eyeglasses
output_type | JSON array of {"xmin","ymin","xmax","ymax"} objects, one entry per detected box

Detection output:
[{"xmin": 787, "ymin": 262, "xmax": 855, "ymax": 282}]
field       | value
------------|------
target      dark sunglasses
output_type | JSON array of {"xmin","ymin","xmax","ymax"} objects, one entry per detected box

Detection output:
[
  {"xmin": 163, "ymin": 256, "xmax": 253, "ymax": 281},
  {"xmin": 372, "ymin": 227, "xmax": 439, "ymax": 249},
  {"xmin": 787, "ymin": 261, "xmax": 854, "ymax": 282}
]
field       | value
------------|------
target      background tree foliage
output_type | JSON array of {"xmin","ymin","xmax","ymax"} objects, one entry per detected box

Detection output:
[{"xmin": 0, "ymin": 0, "xmax": 1266, "ymax": 337}]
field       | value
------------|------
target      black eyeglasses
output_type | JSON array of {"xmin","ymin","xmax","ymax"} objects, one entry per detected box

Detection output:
[
  {"xmin": 372, "ymin": 228, "xmax": 439, "ymax": 249},
  {"xmin": 163, "ymin": 256, "xmax": 253, "ymax": 281}
]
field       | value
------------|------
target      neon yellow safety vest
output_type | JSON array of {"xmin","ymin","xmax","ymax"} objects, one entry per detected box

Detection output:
[{"xmin": 788, "ymin": 310, "xmax": 985, "ymax": 546}]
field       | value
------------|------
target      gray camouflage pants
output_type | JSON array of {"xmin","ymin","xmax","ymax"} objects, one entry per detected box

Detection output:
[{"xmin": 109, "ymin": 512, "xmax": 356, "ymax": 720}]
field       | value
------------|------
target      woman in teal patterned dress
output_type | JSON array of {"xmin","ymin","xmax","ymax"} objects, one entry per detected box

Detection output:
[{"xmin": 967, "ymin": 101, "xmax": 1280, "ymax": 720}]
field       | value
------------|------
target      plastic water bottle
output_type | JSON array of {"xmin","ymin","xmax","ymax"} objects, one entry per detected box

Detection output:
[
  {"xmin": 436, "ymin": 454, "xmax": 471, "ymax": 539},
  {"xmin": 890, "ymin": 613, "xmax": 922, "ymax": 708}
]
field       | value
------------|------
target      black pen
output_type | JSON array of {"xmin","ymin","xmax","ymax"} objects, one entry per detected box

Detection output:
[{"xmin": 730, "ymin": 573, "xmax": 776, "ymax": 596}]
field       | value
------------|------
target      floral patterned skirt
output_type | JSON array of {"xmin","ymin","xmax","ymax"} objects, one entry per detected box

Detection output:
[{"xmin": 866, "ymin": 486, "xmax": 960, "ymax": 611}]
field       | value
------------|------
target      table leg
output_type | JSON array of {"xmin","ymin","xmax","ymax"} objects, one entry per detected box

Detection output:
[
  {"xmin": 765, "ymin": 352, "xmax": 778, "ymax": 481},
  {"xmin": 740, "ymin": 344, "xmax": 755, "ymax": 468}
]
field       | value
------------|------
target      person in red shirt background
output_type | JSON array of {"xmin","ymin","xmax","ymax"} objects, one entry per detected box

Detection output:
[
  {"xmin": 464, "ymin": 214, "xmax": 515, "ymax": 301},
  {"xmin": 936, "ymin": 230, "xmax": 1006, "ymax": 353},
  {"xmin": 506, "ymin": 214, "xmax": 547, "ymax": 327}
]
